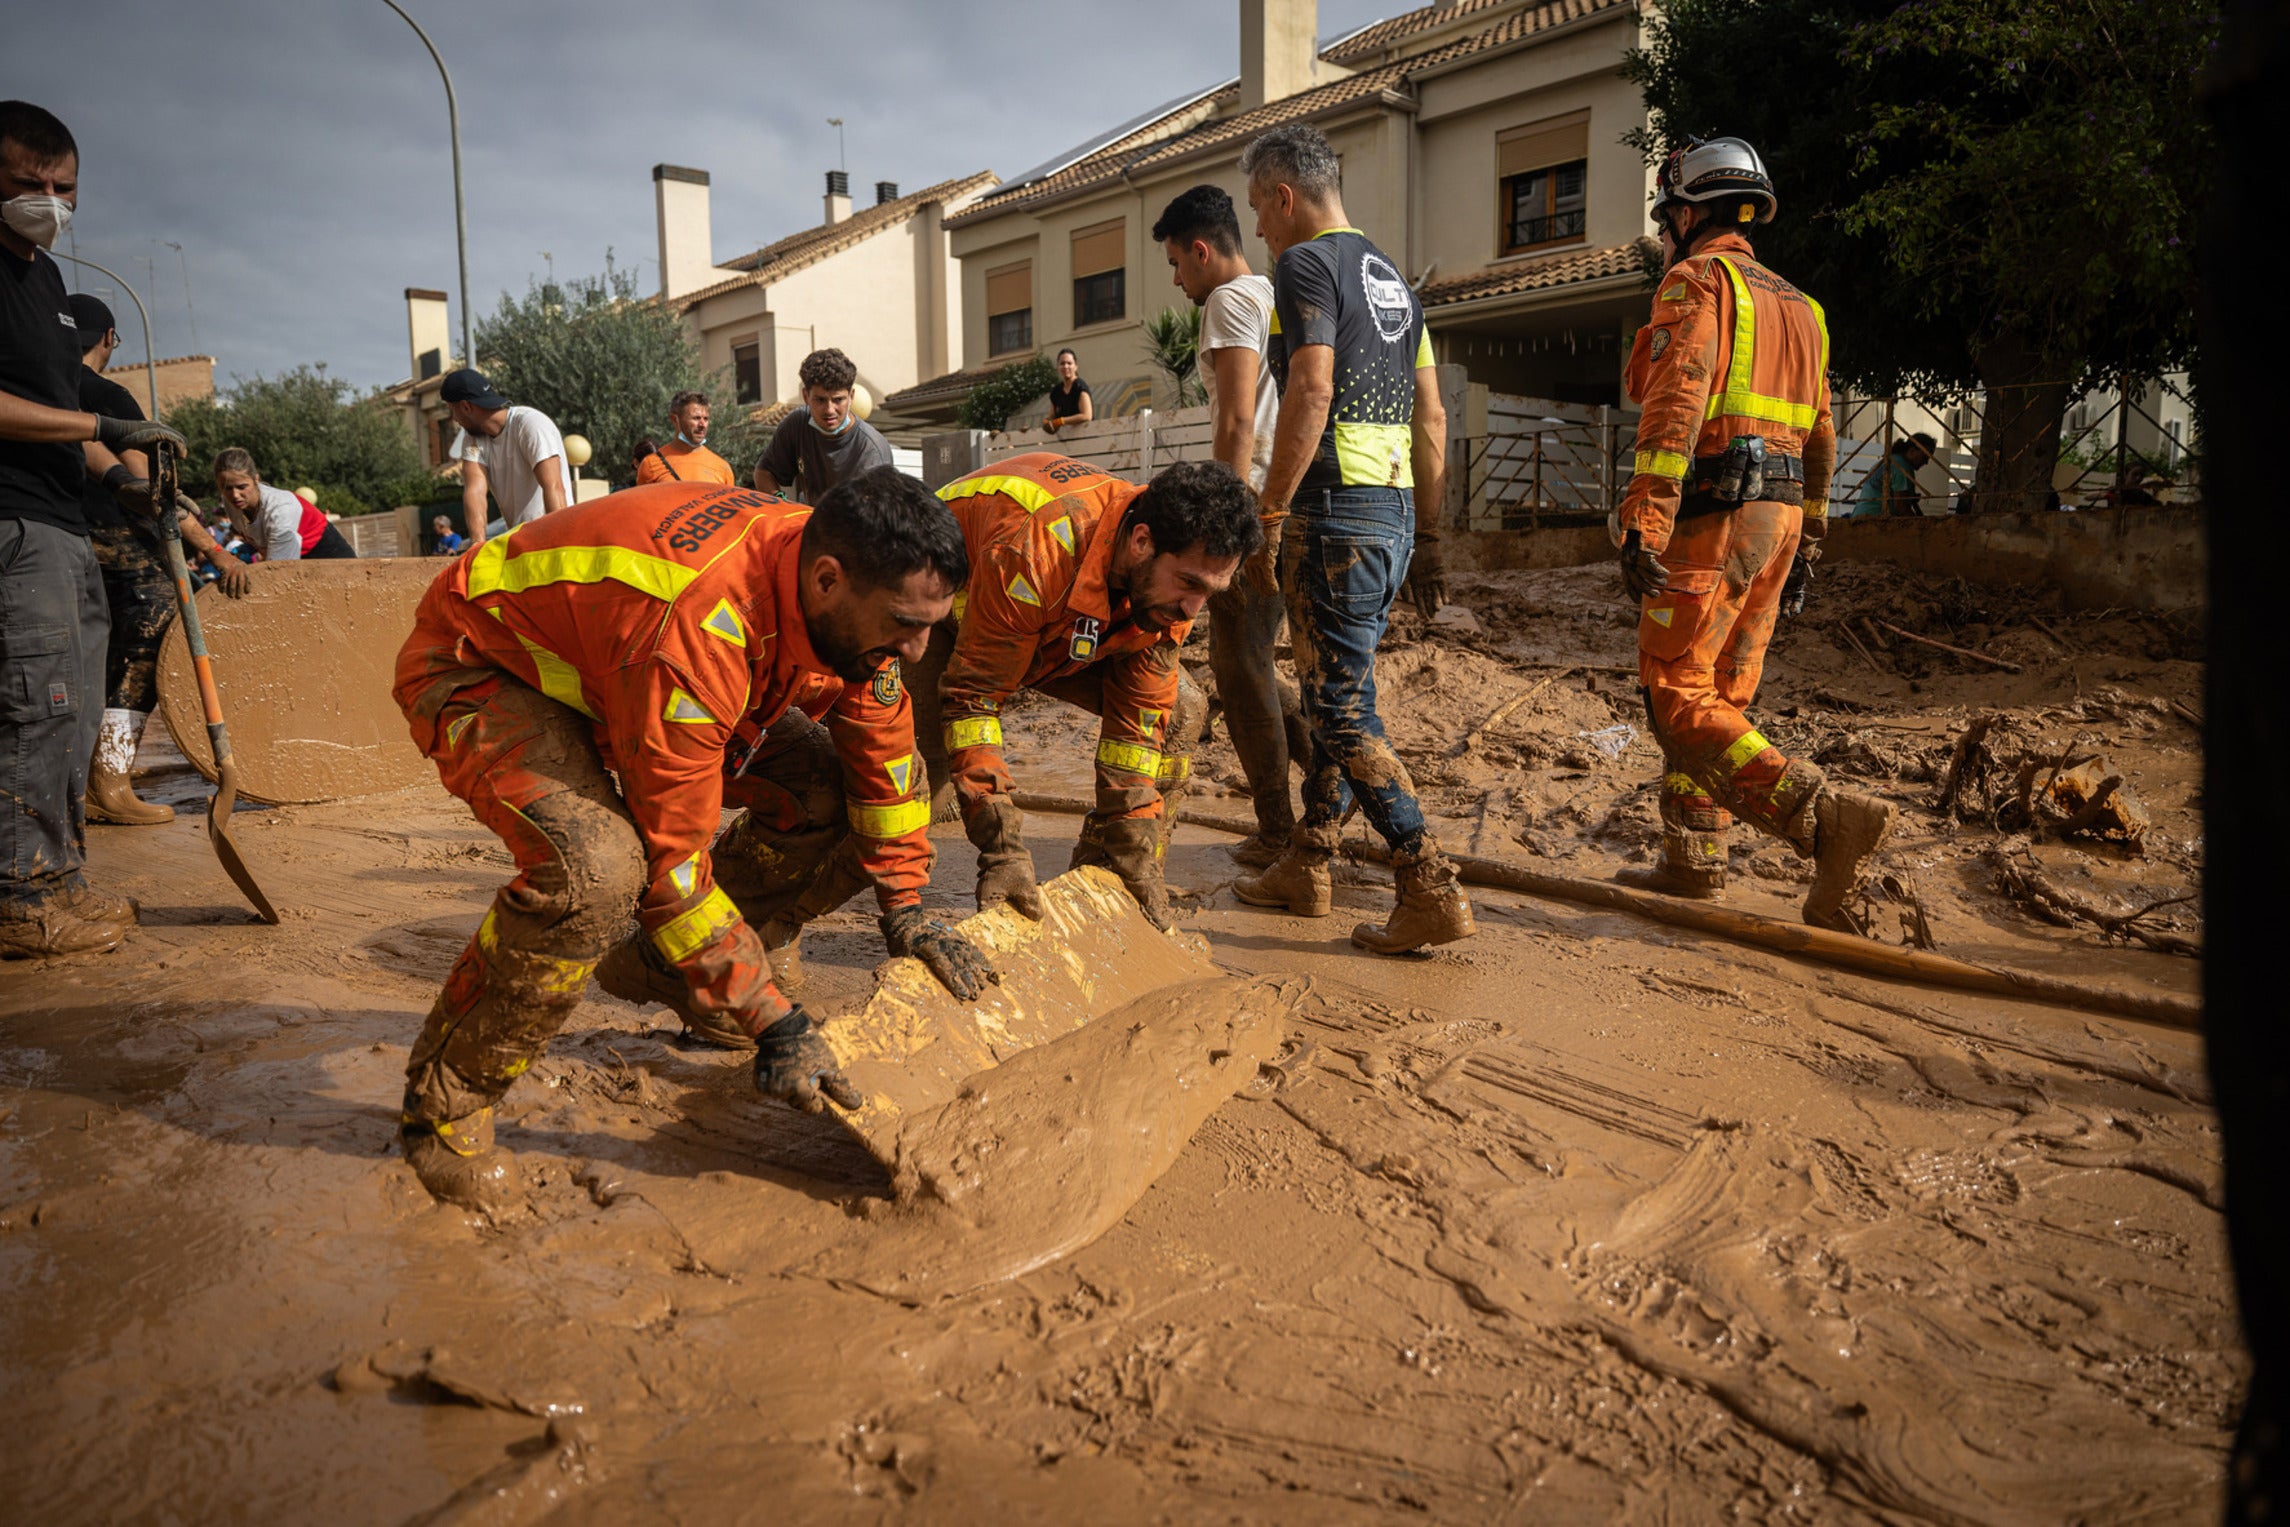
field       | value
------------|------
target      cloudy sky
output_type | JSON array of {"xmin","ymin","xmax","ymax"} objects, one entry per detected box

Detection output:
[{"xmin": 6, "ymin": 0, "xmax": 1402, "ymax": 394}]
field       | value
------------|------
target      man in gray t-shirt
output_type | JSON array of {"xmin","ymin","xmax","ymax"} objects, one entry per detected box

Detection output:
[{"xmin": 753, "ymin": 346, "xmax": 892, "ymax": 503}]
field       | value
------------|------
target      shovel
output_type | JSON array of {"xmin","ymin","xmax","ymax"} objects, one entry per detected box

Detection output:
[{"xmin": 151, "ymin": 438, "xmax": 279, "ymax": 925}]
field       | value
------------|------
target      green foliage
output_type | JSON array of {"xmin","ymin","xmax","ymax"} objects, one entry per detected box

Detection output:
[
  {"xmin": 474, "ymin": 258, "xmax": 763, "ymax": 485},
  {"xmin": 1625, "ymin": 0, "xmax": 2217, "ymax": 394},
  {"xmin": 167, "ymin": 365, "xmax": 428, "ymax": 514},
  {"xmin": 1141, "ymin": 305, "xmax": 1204, "ymax": 407},
  {"xmin": 960, "ymin": 354, "xmax": 1058, "ymax": 431}
]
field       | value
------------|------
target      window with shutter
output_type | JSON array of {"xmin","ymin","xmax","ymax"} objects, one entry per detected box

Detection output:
[
  {"xmin": 1070, "ymin": 219, "xmax": 1126, "ymax": 327},
  {"xmin": 986, "ymin": 261, "xmax": 1033, "ymax": 355},
  {"xmin": 1497, "ymin": 111, "xmax": 1591, "ymax": 255}
]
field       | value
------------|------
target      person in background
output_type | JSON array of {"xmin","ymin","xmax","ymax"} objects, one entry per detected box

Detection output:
[
  {"xmin": 211, "ymin": 448, "xmax": 354, "ymax": 564},
  {"xmin": 0, "ymin": 99, "xmax": 181, "ymax": 957},
  {"xmin": 1045, "ymin": 348, "xmax": 1092, "ymax": 435},
  {"xmin": 1154, "ymin": 183, "xmax": 1305, "ymax": 870},
  {"xmin": 1854, "ymin": 432, "xmax": 1935, "ymax": 518},
  {"xmin": 754, "ymin": 348, "xmax": 890, "ymax": 502},
  {"xmin": 637, "ymin": 390, "xmax": 734, "ymax": 486},
  {"xmin": 431, "ymin": 515, "xmax": 467, "ymax": 555},
  {"xmin": 444, "ymin": 368, "xmax": 568, "ymax": 546}
]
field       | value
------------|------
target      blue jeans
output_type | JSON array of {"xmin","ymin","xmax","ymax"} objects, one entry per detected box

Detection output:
[{"xmin": 1278, "ymin": 487, "xmax": 1427, "ymax": 857}]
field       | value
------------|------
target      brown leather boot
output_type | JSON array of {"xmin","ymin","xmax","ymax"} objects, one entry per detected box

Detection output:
[
  {"xmin": 1802, "ymin": 790, "xmax": 1897, "ymax": 932},
  {"xmin": 1234, "ymin": 843, "xmax": 1333, "ymax": 916},
  {"xmin": 1229, "ymin": 831, "xmax": 1288, "ymax": 871},
  {"xmin": 594, "ymin": 936, "xmax": 758, "ymax": 1049},
  {"xmin": 1352, "ymin": 845, "xmax": 1476, "ymax": 954},
  {"xmin": 0, "ymin": 884, "xmax": 139, "ymax": 959},
  {"xmin": 1617, "ymin": 824, "xmax": 1728, "ymax": 899},
  {"xmin": 398, "ymin": 1099, "xmax": 524, "ymax": 1214},
  {"xmin": 86, "ymin": 709, "xmax": 173, "ymax": 826}
]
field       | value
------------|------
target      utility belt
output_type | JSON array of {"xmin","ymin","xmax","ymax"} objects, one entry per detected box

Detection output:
[{"xmin": 1678, "ymin": 437, "xmax": 1806, "ymax": 520}]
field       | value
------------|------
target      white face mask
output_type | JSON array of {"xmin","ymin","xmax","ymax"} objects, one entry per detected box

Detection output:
[{"xmin": 1, "ymin": 194, "xmax": 72, "ymax": 250}]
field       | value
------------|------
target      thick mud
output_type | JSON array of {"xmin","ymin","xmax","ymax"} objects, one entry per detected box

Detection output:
[{"xmin": 0, "ymin": 559, "xmax": 2229, "ymax": 1522}]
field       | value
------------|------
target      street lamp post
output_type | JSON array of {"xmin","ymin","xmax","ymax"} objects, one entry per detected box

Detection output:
[
  {"xmin": 51, "ymin": 252, "xmax": 158, "ymax": 418},
  {"xmin": 382, "ymin": 0, "xmax": 472, "ymax": 367}
]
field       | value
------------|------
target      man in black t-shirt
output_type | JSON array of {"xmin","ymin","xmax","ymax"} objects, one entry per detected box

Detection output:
[
  {"xmin": 1231, "ymin": 122, "xmax": 1475, "ymax": 958},
  {"xmin": 0, "ymin": 102, "xmax": 184, "ymax": 957}
]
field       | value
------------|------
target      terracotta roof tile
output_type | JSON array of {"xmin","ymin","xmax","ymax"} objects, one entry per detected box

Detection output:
[
  {"xmin": 677, "ymin": 170, "xmax": 997, "ymax": 310},
  {"xmin": 1418, "ymin": 238, "xmax": 1656, "ymax": 307},
  {"xmin": 883, "ymin": 359, "xmax": 1014, "ymax": 410},
  {"xmin": 1324, "ymin": 0, "xmax": 1529, "ymax": 64}
]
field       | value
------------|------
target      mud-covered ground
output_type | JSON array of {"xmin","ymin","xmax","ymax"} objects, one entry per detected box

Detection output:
[{"xmin": 0, "ymin": 560, "xmax": 2225, "ymax": 1524}]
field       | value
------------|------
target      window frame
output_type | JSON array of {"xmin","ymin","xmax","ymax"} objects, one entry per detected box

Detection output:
[
  {"xmin": 732, "ymin": 339, "xmax": 763, "ymax": 405},
  {"xmin": 1072, "ymin": 267, "xmax": 1125, "ymax": 328},
  {"xmin": 988, "ymin": 307, "xmax": 1034, "ymax": 357},
  {"xmin": 1498, "ymin": 157, "xmax": 1589, "ymax": 257}
]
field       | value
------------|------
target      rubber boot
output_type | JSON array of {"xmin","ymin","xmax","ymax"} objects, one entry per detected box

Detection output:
[
  {"xmin": 595, "ymin": 936, "xmax": 761, "ymax": 1049},
  {"xmin": 1234, "ymin": 842, "xmax": 1333, "ymax": 917},
  {"xmin": 86, "ymin": 708, "xmax": 173, "ymax": 826},
  {"xmin": 0, "ymin": 884, "xmax": 139, "ymax": 959},
  {"xmin": 1801, "ymin": 789, "xmax": 1897, "ymax": 932},
  {"xmin": 399, "ymin": 1097, "xmax": 523, "ymax": 1215},
  {"xmin": 1352, "ymin": 844, "xmax": 1476, "ymax": 955}
]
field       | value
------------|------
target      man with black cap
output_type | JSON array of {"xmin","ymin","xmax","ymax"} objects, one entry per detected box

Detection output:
[
  {"xmin": 442, "ymin": 367, "xmax": 569, "ymax": 547},
  {"xmin": 0, "ymin": 100, "xmax": 184, "ymax": 957}
]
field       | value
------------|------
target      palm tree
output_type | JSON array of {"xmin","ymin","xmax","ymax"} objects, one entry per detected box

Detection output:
[{"xmin": 1141, "ymin": 305, "xmax": 1204, "ymax": 408}]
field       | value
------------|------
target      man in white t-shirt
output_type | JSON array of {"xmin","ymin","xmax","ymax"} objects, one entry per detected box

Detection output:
[
  {"xmin": 1155, "ymin": 184, "xmax": 1301, "ymax": 869},
  {"xmin": 442, "ymin": 369, "xmax": 571, "ymax": 546}
]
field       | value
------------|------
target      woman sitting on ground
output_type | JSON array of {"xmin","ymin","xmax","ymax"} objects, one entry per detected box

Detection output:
[{"xmin": 211, "ymin": 448, "xmax": 357, "ymax": 563}]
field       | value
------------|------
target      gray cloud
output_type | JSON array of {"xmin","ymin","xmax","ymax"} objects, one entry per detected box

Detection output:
[{"xmin": 5, "ymin": 0, "xmax": 1394, "ymax": 393}]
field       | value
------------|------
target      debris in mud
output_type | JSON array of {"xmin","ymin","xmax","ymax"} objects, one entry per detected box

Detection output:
[
  {"xmin": 1936, "ymin": 715, "xmax": 2150, "ymax": 847},
  {"xmin": 1985, "ymin": 843, "xmax": 2201, "ymax": 957}
]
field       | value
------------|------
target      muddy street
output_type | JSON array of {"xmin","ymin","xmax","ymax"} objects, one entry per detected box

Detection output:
[{"xmin": 0, "ymin": 560, "xmax": 2226, "ymax": 1524}]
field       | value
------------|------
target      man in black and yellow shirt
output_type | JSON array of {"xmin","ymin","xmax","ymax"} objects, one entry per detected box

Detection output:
[{"xmin": 1233, "ymin": 123, "xmax": 1474, "ymax": 957}]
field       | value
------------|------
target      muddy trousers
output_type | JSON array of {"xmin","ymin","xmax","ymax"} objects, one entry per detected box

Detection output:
[
  {"xmin": 713, "ymin": 709, "xmax": 876, "ymax": 933},
  {"xmin": 1279, "ymin": 488, "xmax": 1430, "ymax": 857},
  {"xmin": 0, "ymin": 518, "xmax": 109, "ymax": 908},
  {"xmin": 1636, "ymin": 500, "xmax": 1822, "ymax": 853},
  {"xmin": 1205, "ymin": 579, "xmax": 1305, "ymax": 843},
  {"xmin": 401, "ymin": 675, "xmax": 647, "ymax": 1130},
  {"xmin": 89, "ymin": 527, "xmax": 174, "ymax": 713}
]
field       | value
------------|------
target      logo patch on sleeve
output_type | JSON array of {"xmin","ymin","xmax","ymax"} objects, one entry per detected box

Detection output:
[
  {"xmin": 1649, "ymin": 328, "xmax": 1672, "ymax": 359},
  {"xmin": 871, "ymin": 660, "xmax": 902, "ymax": 706},
  {"xmin": 1068, "ymin": 615, "xmax": 1101, "ymax": 662}
]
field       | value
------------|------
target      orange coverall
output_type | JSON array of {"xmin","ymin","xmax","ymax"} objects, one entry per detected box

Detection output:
[
  {"xmin": 1618, "ymin": 230, "xmax": 1837, "ymax": 861},
  {"xmin": 636, "ymin": 441, "xmax": 736, "ymax": 487},
  {"xmin": 391, "ymin": 483, "xmax": 932, "ymax": 1133},
  {"xmin": 920, "ymin": 453, "xmax": 1193, "ymax": 824}
]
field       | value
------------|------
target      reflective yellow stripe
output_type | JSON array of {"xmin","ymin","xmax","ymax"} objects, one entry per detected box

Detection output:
[
  {"xmin": 1097, "ymin": 739, "xmax": 1162, "ymax": 776},
  {"xmin": 467, "ymin": 538, "xmax": 700, "ymax": 603},
  {"xmin": 475, "ymin": 909, "xmax": 590, "ymax": 994},
  {"xmin": 516, "ymin": 635, "xmax": 596, "ymax": 718},
  {"xmin": 444, "ymin": 713, "xmax": 475, "ymax": 749},
  {"xmin": 946, "ymin": 716, "xmax": 1003, "ymax": 751},
  {"xmin": 1156, "ymin": 753, "xmax": 1191, "ymax": 784},
  {"xmin": 847, "ymin": 796, "xmax": 932, "ymax": 838},
  {"xmin": 1704, "ymin": 256, "xmax": 1821, "ymax": 430},
  {"xmin": 1663, "ymin": 772, "xmax": 1702, "ymax": 795},
  {"xmin": 1804, "ymin": 497, "xmax": 1828, "ymax": 520},
  {"xmin": 950, "ymin": 590, "xmax": 969, "ymax": 622},
  {"xmin": 938, "ymin": 473, "xmax": 1060, "ymax": 514},
  {"xmin": 1332, "ymin": 421, "xmax": 1414, "ymax": 489},
  {"xmin": 651, "ymin": 886, "xmax": 740, "ymax": 964},
  {"xmin": 1719, "ymin": 729, "xmax": 1771, "ymax": 776},
  {"xmin": 1633, "ymin": 448, "xmax": 1690, "ymax": 481}
]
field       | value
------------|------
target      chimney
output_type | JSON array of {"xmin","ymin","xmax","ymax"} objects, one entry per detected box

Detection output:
[
  {"xmin": 1241, "ymin": 0, "xmax": 1333, "ymax": 111},
  {"xmin": 875, "ymin": 180, "xmax": 900, "ymax": 206},
  {"xmin": 824, "ymin": 170, "xmax": 852, "ymax": 225},
  {"xmin": 405, "ymin": 287, "xmax": 450, "ymax": 381},
  {"xmin": 653, "ymin": 163, "xmax": 716, "ymax": 300}
]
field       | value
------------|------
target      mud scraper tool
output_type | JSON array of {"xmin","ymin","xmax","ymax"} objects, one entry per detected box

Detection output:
[{"xmin": 151, "ymin": 438, "xmax": 280, "ymax": 925}]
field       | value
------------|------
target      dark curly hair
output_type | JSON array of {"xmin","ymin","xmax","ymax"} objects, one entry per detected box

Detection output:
[
  {"xmin": 1123, "ymin": 459, "xmax": 1263, "ymax": 562},
  {"xmin": 797, "ymin": 347, "xmax": 859, "ymax": 395},
  {"xmin": 801, "ymin": 465, "xmax": 970, "ymax": 592}
]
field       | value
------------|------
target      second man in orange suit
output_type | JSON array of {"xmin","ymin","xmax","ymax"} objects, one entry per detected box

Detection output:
[{"xmin": 910, "ymin": 454, "xmax": 1263, "ymax": 929}]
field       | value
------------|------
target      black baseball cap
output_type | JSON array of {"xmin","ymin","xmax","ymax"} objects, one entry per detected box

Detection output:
[
  {"xmin": 68, "ymin": 293, "xmax": 116, "ymax": 353},
  {"xmin": 439, "ymin": 367, "xmax": 509, "ymax": 409}
]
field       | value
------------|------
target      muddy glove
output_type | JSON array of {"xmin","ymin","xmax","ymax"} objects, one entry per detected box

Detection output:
[
  {"xmin": 965, "ymin": 793, "xmax": 1044, "ymax": 920},
  {"xmin": 880, "ymin": 904, "xmax": 999, "ymax": 1001},
  {"xmin": 752, "ymin": 1006, "xmax": 861, "ymax": 1113},
  {"xmin": 1404, "ymin": 532, "xmax": 1448, "ymax": 616},
  {"xmin": 1096, "ymin": 815, "xmax": 1175, "ymax": 931},
  {"xmin": 1779, "ymin": 550, "xmax": 1815, "ymax": 618},
  {"xmin": 1618, "ymin": 529, "xmax": 1670, "ymax": 601},
  {"xmin": 93, "ymin": 416, "xmax": 186, "ymax": 456}
]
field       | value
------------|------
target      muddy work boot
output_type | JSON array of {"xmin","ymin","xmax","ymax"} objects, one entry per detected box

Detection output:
[
  {"xmin": 86, "ymin": 708, "xmax": 174, "ymax": 826},
  {"xmin": 0, "ymin": 884, "xmax": 139, "ymax": 959},
  {"xmin": 399, "ymin": 1098, "xmax": 524, "ymax": 1215},
  {"xmin": 1617, "ymin": 826, "xmax": 1728, "ymax": 899},
  {"xmin": 1801, "ymin": 789, "xmax": 1897, "ymax": 932},
  {"xmin": 1352, "ymin": 844, "xmax": 1476, "ymax": 955},
  {"xmin": 1228, "ymin": 831, "xmax": 1289, "ymax": 872},
  {"xmin": 595, "ymin": 936, "xmax": 758, "ymax": 1050},
  {"xmin": 1234, "ymin": 842, "xmax": 1333, "ymax": 917}
]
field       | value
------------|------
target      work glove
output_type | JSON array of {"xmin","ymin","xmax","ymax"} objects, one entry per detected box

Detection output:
[
  {"xmin": 1779, "ymin": 538, "xmax": 1821, "ymax": 619},
  {"xmin": 965, "ymin": 793, "xmax": 1044, "ymax": 920},
  {"xmin": 1240, "ymin": 543, "xmax": 1281, "ymax": 599},
  {"xmin": 93, "ymin": 416, "xmax": 186, "ymax": 456},
  {"xmin": 1618, "ymin": 530, "xmax": 1670, "ymax": 601},
  {"xmin": 1096, "ymin": 815, "xmax": 1175, "ymax": 931},
  {"xmin": 880, "ymin": 904, "xmax": 1000, "ymax": 1001},
  {"xmin": 1403, "ymin": 532, "xmax": 1448, "ymax": 617},
  {"xmin": 752, "ymin": 1006, "xmax": 861, "ymax": 1113}
]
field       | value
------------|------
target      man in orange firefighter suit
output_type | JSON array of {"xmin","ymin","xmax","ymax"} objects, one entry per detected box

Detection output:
[
  {"xmin": 1614, "ymin": 136, "xmax": 1895, "ymax": 928},
  {"xmin": 391, "ymin": 468, "xmax": 993, "ymax": 1211},
  {"xmin": 907, "ymin": 454, "xmax": 1263, "ymax": 929}
]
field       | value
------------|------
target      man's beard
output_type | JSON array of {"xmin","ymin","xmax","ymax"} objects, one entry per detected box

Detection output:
[{"xmin": 809, "ymin": 607, "xmax": 887, "ymax": 684}]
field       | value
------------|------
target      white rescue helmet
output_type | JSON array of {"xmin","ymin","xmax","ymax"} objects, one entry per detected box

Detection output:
[{"xmin": 1654, "ymin": 136, "xmax": 1777, "ymax": 225}]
